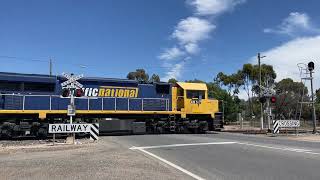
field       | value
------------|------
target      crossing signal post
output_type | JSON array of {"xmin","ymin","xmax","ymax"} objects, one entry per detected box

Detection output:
[
  {"xmin": 60, "ymin": 73, "xmax": 84, "ymax": 144},
  {"xmin": 308, "ymin": 62, "xmax": 317, "ymax": 134},
  {"xmin": 259, "ymin": 79, "xmax": 276, "ymax": 132}
]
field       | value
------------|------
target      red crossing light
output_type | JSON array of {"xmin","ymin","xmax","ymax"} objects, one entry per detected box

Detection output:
[
  {"xmin": 75, "ymin": 89, "xmax": 84, "ymax": 97},
  {"xmin": 270, "ymin": 96, "xmax": 276, "ymax": 103}
]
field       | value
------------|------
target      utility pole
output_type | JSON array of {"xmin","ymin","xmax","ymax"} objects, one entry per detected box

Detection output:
[
  {"xmin": 266, "ymin": 76, "xmax": 271, "ymax": 131},
  {"xmin": 258, "ymin": 53, "xmax": 263, "ymax": 130},
  {"xmin": 49, "ymin": 59, "xmax": 53, "ymax": 76},
  {"xmin": 308, "ymin": 62, "xmax": 317, "ymax": 134}
]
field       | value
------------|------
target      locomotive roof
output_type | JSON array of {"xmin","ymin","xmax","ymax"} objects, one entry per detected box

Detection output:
[
  {"xmin": 0, "ymin": 72, "xmax": 169, "ymax": 85},
  {"xmin": 0, "ymin": 72, "xmax": 57, "ymax": 83},
  {"xmin": 177, "ymin": 82, "xmax": 207, "ymax": 90}
]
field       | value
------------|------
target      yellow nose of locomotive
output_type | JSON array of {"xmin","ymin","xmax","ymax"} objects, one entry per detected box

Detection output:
[{"xmin": 172, "ymin": 82, "xmax": 219, "ymax": 118}]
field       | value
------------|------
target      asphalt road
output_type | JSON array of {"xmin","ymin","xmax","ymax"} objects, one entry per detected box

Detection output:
[
  {"xmin": 112, "ymin": 132, "xmax": 320, "ymax": 180},
  {"xmin": 2, "ymin": 133, "xmax": 320, "ymax": 180}
]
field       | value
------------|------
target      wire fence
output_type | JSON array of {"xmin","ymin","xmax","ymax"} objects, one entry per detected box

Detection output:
[{"xmin": 225, "ymin": 117, "xmax": 319, "ymax": 132}]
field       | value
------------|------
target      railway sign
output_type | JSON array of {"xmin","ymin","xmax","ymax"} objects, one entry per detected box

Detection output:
[
  {"xmin": 48, "ymin": 123, "xmax": 99, "ymax": 140},
  {"xmin": 278, "ymin": 120, "xmax": 300, "ymax": 128},
  {"xmin": 273, "ymin": 120, "xmax": 300, "ymax": 134},
  {"xmin": 61, "ymin": 73, "xmax": 83, "ymax": 89},
  {"xmin": 273, "ymin": 120, "xmax": 280, "ymax": 134},
  {"xmin": 67, "ymin": 105, "xmax": 76, "ymax": 116},
  {"xmin": 49, "ymin": 124, "xmax": 91, "ymax": 133}
]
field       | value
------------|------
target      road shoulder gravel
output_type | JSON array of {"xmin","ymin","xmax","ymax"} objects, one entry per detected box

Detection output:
[{"xmin": 0, "ymin": 137, "xmax": 190, "ymax": 180}]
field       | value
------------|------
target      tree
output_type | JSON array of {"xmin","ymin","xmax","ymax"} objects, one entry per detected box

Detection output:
[
  {"xmin": 126, "ymin": 69, "xmax": 149, "ymax": 82},
  {"xmin": 168, "ymin": 78, "xmax": 178, "ymax": 84},
  {"xmin": 185, "ymin": 79, "xmax": 205, "ymax": 83},
  {"xmin": 150, "ymin": 74, "xmax": 160, "ymax": 82},
  {"xmin": 274, "ymin": 78, "xmax": 309, "ymax": 119},
  {"xmin": 215, "ymin": 63, "xmax": 277, "ymax": 119},
  {"xmin": 214, "ymin": 72, "xmax": 242, "ymax": 96},
  {"xmin": 316, "ymin": 89, "xmax": 320, "ymax": 103},
  {"xmin": 206, "ymin": 82, "xmax": 241, "ymax": 122}
]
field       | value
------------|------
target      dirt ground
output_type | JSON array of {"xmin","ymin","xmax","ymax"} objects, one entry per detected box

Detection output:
[
  {"xmin": 0, "ymin": 137, "xmax": 189, "ymax": 180},
  {"xmin": 285, "ymin": 134, "xmax": 320, "ymax": 142}
]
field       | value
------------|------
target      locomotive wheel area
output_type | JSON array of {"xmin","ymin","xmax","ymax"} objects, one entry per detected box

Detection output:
[{"xmin": 0, "ymin": 109, "xmax": 223, "ymax": 139}]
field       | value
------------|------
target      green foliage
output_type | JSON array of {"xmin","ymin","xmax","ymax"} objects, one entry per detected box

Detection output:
[
  {"xmin": 206, "ymin": 82, "xmax": 241, "ymax": 122},
  {"xmin": 316, "ymin": 89, "xmax": 320, "ymax": 103},
  {"xmin": 273, "ymin": 78, "xmax": 309, "ymax": 119},
  {"xmin": 127, "ymin": 69, "xmax": 149, "ymax": 82},
  {"xmin": 214, "ymin": 63, "xmax": 277, "ymax": 120},
  {"xmin": 168, "ymin": 78, "xmax": 178, "ymax": 84},
  {"xmin": 150, "ymin": 74, "xmax": 160, "ymax": 82},
  {"xmin": 185, "ymin": 79, "xmax": 205, "ymax": 83}
]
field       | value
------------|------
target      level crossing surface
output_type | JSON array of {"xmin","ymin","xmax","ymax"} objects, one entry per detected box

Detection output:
[
  {"xmin": 2, "ymin": 132, "xmax": 320, "ymax": 180},
  {"xmin": 117, "ymin": 132, "xmax": 320, "ymax": 180}
]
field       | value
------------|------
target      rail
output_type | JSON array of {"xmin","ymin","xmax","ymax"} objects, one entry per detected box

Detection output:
[{"xmin": 0, "ymin": 94, "xmax": 170, "ymax": 112}]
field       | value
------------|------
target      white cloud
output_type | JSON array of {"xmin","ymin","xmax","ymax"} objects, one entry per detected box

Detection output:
[
  {"xmin": 158, "ymin": 47, "xmax": 185, "ymax": 60},
  {"xmin": 237, "ymin": 88, "xmax": 249, "ymax": 100},
  {"xmin": 184, "ymin": 43, "xmax": 200, "ymax": 54},
  {"xmin": 249, "ymin": 35, "xmax": 320, "ymax": 89},
  {"xmin": 172, "ymin": 17, "xmax": 215, "ymax": 44},
  {"xmin": 159, "ymin": 0, "xmax": 245, "ymax": 80},
  {"xmin": 187, "ymin": 0, "xmax": 246, "ymax": 16},
  {"xmin": 264, "ymin": 12, "xmax": 319, "ymax": 36},
  {"xmin": 162, "ymin": 62, "xmax": 185, "ymax": 81}
]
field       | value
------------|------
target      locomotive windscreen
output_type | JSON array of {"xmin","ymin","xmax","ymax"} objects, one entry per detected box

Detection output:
[{"xmin": 155, "ymin": 84, "xmax": 170, "ymax": 94}]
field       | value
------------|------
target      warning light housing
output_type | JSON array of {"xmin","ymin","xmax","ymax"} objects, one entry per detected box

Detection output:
[
  {"xmin": 308, "ymin": 61, "xmax": 315, "ymax": 71},
  {"xmin": 75, "ymin": 89, "xmax": 84, "ymax": 97},
  {"xmin": 259, "ymin": 96, "xmax": 266, "ymax": 103},
  {"xmin": 61, "ymin": 89, "xmax": 70, "ymax": 97}
]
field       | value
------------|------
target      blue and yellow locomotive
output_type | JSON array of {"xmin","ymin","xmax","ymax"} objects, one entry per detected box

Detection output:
[{"xmin": 0, "ymin": 72, "xmax": 223, "ymax": 138}]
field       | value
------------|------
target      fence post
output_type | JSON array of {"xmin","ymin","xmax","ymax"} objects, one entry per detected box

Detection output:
[
  {"xmin": 22, "ymin": 95, "xmax": 25, "ymax": 111},
  {"xmin": 238, "ymin": 113, "xmax": 243, "ymax": 129},
  {"xmin": 128, "ymin": 98, "xmax": 130, "ymax": 111},
  {"xmin": 49, "ymin": 95, "xmax": 52, "ymax": 111},
  {"xmin": 87, "ymin": 98, "xmax": 90, "ymax": 110},
  {"xmin": 142, "ymin": 99, "xmax": 144, "ymax": 111},
  {"xmin": 102, "ymin": 98, "xmax": 104, "ymax": 111}
]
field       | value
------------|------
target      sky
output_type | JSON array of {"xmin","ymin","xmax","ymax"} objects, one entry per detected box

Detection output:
[{"xmin": 0, "ymin": 0, "xmax": 320, "ymax": 97}]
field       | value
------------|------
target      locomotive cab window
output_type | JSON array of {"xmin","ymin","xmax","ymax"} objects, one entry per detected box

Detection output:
[
  {"xmin": 0, "ymin": 81, "xmax": 22, "ymax": 91},
  {"xmin": 24, "ymin": 82, "xmax": 55, "ymax": 92},
  {"xmin": 186, "ymin": 90, "xmax": 205, "ymax": 99},
  {"xmin": 156, "ymin": 84, "xmax": 170, "ymax": 94}
]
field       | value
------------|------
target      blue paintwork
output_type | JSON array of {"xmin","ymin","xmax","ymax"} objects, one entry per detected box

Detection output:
[{"xmin": 0, "ymin": 72, "xmax": 172, "ymax": 112}]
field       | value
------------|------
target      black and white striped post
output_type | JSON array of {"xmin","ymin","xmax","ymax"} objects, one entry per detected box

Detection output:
[
  {"xmin": 90, "ymin": 123, "xmax": 99, "ymax": 141},
  {"xmin": 273, "ymin": 120, "xmax": 279, "ymax": 134}
]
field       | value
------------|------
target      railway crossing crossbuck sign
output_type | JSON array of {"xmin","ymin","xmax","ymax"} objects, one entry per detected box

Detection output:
[{"xmin": 61, "ymin": 73, "xmax": 83, "ymax": 89}]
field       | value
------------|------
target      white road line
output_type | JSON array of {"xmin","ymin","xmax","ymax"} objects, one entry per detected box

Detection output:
[
  {"xmin": 129, "ymin": 141, "xmax": 237, "ymax": 150},
  {"xmin": 130, "ymin": 141, "xmax": 319, "ymax": 155},
  {"xmin": 138, "ymin": 148, "xmax": 206, "ymax": 180},
  {"xmin": 236, "ymin": 142, "xmax": 320, "ymax": 155},
  {"xmin": 130, "ymin": 141, "xmax": 320, "ymax": 180}
]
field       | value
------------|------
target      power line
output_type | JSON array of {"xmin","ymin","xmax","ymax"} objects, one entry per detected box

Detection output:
[{"xmin": 0, "ymin": 55, "xmax": 48, "ymax": 62}]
